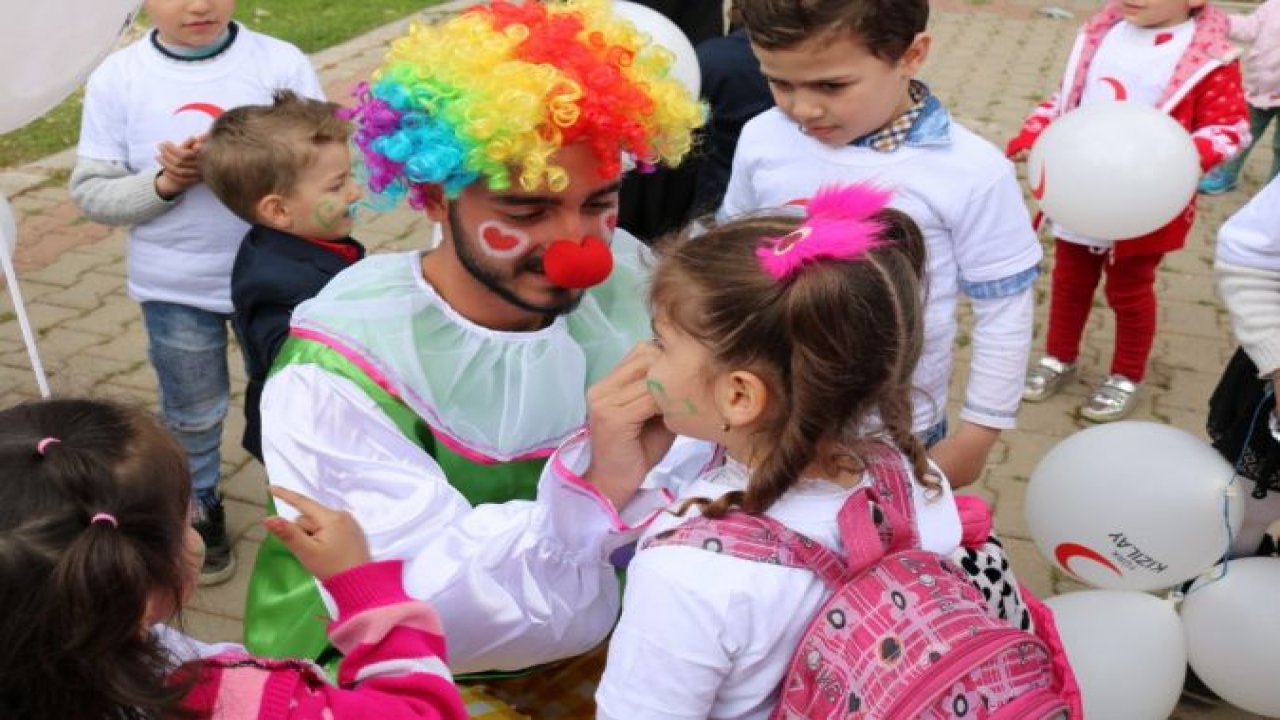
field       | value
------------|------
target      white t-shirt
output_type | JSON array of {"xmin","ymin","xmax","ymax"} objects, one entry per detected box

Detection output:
[
  {"xmin": 1055, "ymin": 19, "xmax": 1195, "ymax": 248},
  {"xmin": 597, "ymin": 454, "xmax": 961, "ymax": 720},
  {"xmin": 77, "ymin": 27, "xmax": 324, "ymax": 313},
  {"xmin": 720, "ymin": 110, "xmax": 1041, "ymax": 431}
]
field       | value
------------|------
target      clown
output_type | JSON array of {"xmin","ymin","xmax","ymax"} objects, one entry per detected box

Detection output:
[{"xmin": 244, "ymin": 0, "xmax": 703, "ymax": 712}]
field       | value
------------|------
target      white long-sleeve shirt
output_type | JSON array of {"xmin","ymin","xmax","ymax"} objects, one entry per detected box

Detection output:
[
  {"xmin": 263, "ymin": 368, "xmax": 715, "ymax": 674},
  {"xmin": 1216, "ymin": 175, "xmax": 1280, "ymax": 375},
  {"xmin": 73, "ymin": 24, "xmax": 324, "ymax": 313},
  {"xmin": 591, "ymin": 442, "xmax": 961, "ymax": 719},
  {"xmin": 720, "ymin": 108, "xmax": 1041, "ymax": 432}
]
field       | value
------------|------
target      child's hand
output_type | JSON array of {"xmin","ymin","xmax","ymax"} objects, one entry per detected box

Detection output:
[
  {"xmin": 584, "ymin": 343, "xmax": 676, "ymax": 509},
  {"xmin": 1009, "ymin": 149, "xmax": 1029, "ymax": 163},
  {"xmin": 154, "ymin": 136, "xmax": 204, "ymax": 198},
  {"xmin": 927, "ymin": 421, "xmax": 1000, "ymax": 489},
  {"xmin": 264, "ymin": 486, "xmax": 372, "ymax": 581}
]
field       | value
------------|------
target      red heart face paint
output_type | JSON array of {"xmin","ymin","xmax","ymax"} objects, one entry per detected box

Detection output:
[{"xmin": 476, "ymin": 220, "xmax": 532, "ymax": 259}]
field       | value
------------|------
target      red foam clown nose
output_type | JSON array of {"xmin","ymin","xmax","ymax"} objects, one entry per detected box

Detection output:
[{"xmin": 543, "ymin": 235, "xmax": 613, "ymax": 290}]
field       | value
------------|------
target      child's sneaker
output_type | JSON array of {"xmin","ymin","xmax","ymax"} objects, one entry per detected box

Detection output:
[
  {"xmin": 1023, "ymin": 356, "xmax": 1077, "ymax": 402},
  {"xmin": 1081, "ymin": 375, "xmax": 1140, "ymax": 422},
  {"xmin": 194, "ymin": 497, "xmax": 237, "ymax": 586},
  {"xmin": 1198, "ymin": 166, "xmax": 1238, "ymax": 195}
]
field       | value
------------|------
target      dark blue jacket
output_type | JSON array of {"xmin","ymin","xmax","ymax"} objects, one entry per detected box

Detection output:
[{"xmin": 231, "ymin": 225, "xmax": 365, "ymax": 460}]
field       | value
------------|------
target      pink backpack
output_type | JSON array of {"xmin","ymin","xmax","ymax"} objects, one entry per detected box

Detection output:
[{"xmin": 643, "ymin": 444, "xmax": 1079, "ymax": 720}]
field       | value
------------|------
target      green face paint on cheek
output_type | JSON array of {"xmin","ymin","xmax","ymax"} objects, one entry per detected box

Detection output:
[
  {"xmin": 312, "ymin": 196, "xmax": 349, "ymax": 231},
  {"xmin": 646, "ymin": 379, "xmax": 699, "ymax": 417}
]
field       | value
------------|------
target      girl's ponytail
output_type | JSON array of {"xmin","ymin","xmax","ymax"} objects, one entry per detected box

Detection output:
[{"xmin": 0, "ymin": 399, "xmax": 197, "ymax": 719}]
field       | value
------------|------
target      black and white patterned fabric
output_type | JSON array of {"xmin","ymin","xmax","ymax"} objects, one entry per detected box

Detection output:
[{"xmin": 951, "ymin": 534, "xmax": 1033, "ymax": 632}]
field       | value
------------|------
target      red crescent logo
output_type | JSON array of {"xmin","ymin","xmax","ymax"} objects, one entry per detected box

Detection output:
[
  {"xmin": 174, "ymin": 102, "xmax": 225, "ymax": 119},
  {"xmin": 1031, "ymin": 165, "xmax": 1047, "ymax": 201},
  {"xmin": 1054, "ymin": 542, "xmax": 1123, "ymax": 578},
  {"xmin": 1100, "ymin": 77, "xmax": 1128, "ymax": 101}
]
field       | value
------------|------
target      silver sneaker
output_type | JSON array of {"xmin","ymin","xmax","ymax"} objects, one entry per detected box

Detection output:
[
  {"xmin": 1081, "ymin": 375, "xmax": 1141, "ymax": 423},
  {"xmin": 1023, "ymin": 356, "xmax": 1077, "ymax": 402}
]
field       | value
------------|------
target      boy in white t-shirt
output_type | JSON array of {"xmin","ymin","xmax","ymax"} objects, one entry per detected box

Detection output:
[
  {"xmin": 68, "ymin": 0, "xmax": 323, "ymax": 585},
  {"xmin": 721, "ymin": 0, "xmax": 1042, "ymax": 488},
  {"xmin": 1007, "ymin": 0, "xmax": 1248, "ymax": 422}
]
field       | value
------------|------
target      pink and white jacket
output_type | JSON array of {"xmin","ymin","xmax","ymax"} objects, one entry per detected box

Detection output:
[
  {"xmin": 1007, "ymin": 2, "xmax": 1250, "ymax": 258},
  {"xmin": 176, "ymin": 560, "xmax": 467, "ymax": 720},
  {"xmin": 1230, "ymin": 0, "xmax": 1280, "ymax": 108}
]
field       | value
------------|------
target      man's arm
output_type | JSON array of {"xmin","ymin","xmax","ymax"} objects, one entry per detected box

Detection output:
[{"xmin": 260, "ymin": 363, "xmax": 663, "ymax": 674}]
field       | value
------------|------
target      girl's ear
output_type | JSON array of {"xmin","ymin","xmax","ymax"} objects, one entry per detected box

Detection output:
[{"xmin": 718, "ymin": 369, "xmax": 769, "ymax": 429}]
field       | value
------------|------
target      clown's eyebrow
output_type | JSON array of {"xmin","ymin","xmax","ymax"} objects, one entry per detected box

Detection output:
[
  {"xmin": 491, "ymin": 181, "xmax": 623, "ymax": 208},
  {"xmin": 585, "ymin": 181, "xmax": 624, "ymax": 201}
]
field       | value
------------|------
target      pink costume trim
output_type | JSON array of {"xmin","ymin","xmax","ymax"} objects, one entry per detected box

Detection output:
[
  {"xmin": 549, "ymin": 430, "xmax": 676, "ymax": 533},
  {"xmin": 291, "ymin": 327, "xmax": 556, "ymax": 465}
]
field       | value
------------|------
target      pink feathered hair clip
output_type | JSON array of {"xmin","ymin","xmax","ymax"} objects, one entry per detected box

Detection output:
[{"xmin": 756, "ymin": 183, "xmax": 895, "ymax": 280}]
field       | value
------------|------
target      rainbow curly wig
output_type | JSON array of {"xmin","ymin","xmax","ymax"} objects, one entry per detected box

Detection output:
[{"xmin": 346, "ymin": 0, "xmax": 706, "ymax": 207}]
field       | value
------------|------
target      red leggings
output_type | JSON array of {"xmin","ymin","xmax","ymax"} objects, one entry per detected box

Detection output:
[{"xmin": 1045, "ymin": 239, "xmax": 1164, "ymax": 382}]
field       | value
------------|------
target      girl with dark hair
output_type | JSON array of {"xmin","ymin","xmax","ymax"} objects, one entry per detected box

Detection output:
[
  {"xmin": 0, "ymin": 398, "xmax": 466, "ymax": 719},
  {"xmin": 570, "ymin": 184, "xmax": 961, "ymax": 717}
]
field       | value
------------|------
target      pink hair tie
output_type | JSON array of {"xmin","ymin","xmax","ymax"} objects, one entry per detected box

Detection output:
[
  {"xmin": 90, "ymin": 513, "xmax": 118, "ymax": 529},
  {"xmin": 36, "ymin": 437, "xmax": 60, "ymax": 455},
  {"xmin": 756, "ymin": 183, "xmax": 894, "ymax": 280}
]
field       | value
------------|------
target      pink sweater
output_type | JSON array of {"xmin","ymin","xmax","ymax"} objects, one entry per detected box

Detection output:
[
  {"xmin": 177, "ymin": 560, "xmax": 467, "ymax": 719},
  {"xmin": 1232, "ymin": 0, "xmax": 1280, "ymax": 107}
]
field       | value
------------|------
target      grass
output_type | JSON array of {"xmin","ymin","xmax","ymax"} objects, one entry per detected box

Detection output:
[{"xmin": 0, "ymin": 0, "xmax": 445, "ymax": 170}]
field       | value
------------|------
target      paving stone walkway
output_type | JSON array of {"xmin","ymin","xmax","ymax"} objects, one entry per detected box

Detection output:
[{"xmin": 0, "ymin": 2, "xmax": 1273, "ymax": 717}]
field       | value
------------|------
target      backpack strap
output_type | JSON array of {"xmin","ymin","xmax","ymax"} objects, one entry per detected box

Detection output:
[
  {"xmin": 837, "ymin": 443, "xmax": 923, "ymax": 573},
  {"xmin": 642, "ymin": 512, "xmax": 850, "ymax": 588},
  {"xmin": 641, "ymin": 442, "xmax": 922, "ymax": 587}
]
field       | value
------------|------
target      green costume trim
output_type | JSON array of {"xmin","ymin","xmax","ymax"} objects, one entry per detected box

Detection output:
[{"xmin": 244, "ymin": 337, "xmax": 545, "ymax": 671}]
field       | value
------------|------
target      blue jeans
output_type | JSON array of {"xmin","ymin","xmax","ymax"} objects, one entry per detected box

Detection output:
[
  {"xmin": 919, "ymin": 418, "xmax": 949, "ymax": 449},
  {"xmin": 141, "ymin": 301, "xmax": 233, "ymax": 507}
]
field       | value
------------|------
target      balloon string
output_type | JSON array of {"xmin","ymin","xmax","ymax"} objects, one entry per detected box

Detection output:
[
  {"xmin": 0, "ymin": 245, "xmax": 50, "ymax": 398},
  {"xmin": 1185, "ymin": 386, "xmax": 1274, "ymax": 596}
]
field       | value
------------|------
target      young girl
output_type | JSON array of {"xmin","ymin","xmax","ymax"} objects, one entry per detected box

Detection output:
[
  {"xmin": 1008, "ymin": 0, "xmax": 1249, "ymax": 421},
  {"xmin": 0, "ymin": 398, "xmax": 466, "ymax": 719},
  {"xmin": 578, "ymin": 185, "xmax": 963, "ymax": 717}
]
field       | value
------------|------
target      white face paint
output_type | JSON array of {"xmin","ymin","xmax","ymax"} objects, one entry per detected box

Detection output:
[{"xmin": 476, "ymin": 219, "xmax": 534, "ymax": 260}]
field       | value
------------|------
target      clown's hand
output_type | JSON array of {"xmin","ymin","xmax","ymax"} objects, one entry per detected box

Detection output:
[{"xmin": 584, "ymin": 343, "xmax": 675, "ymax": 510}]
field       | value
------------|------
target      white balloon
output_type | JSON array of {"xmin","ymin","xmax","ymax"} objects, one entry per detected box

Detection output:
[
  {"xmin": 1046, "ymin": 590, "xmax": 1186, "ymax": 720},
  {"xmin": 1182, "ymin": 557, "xmax": 1280, "ymax": 717},
  {"xmin": 1027, "ymin": 421, "xmax": 1243, "ymax": 592},
  {"xmin": 0, "ymin": 196, "xmax": 15, "ymax": 259},
  {"xmin": 613, "ymin": 1, "xmax": 702, "ymax": 96},
  {"xmin": 0, "ymin": 2, "xmax": 141, "ymax": 134},
  {"xmin": 1026, "ymin": 100, "xmax": 1201, "ymax": 241}
]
